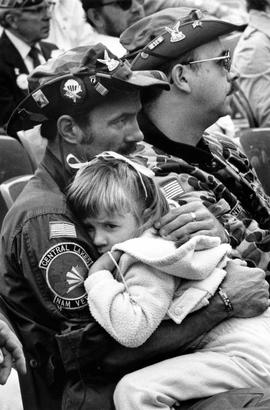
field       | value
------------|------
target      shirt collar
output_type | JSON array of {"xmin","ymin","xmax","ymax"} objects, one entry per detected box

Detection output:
[
  {"xmin": 249, "ymin": 10, "xmax": 270, "ymax": 37},
  {"xmin": 5, "ymin": 29, "xmax": 42, "ymax": 60}
]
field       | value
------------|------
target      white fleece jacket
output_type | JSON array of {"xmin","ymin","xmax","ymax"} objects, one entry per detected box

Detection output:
[{"xmin": 84, "ymin": 231, "xmax": 231, "ymax": 348}]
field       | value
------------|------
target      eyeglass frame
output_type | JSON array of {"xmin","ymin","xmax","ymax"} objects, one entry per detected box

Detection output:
[
  {"xmin": 94, "ymin": 0, "xmax": 144, "ymax": 11},
  {"xmin": 182, "ymin": 50, "xmax": 232, "ymax": 72}
]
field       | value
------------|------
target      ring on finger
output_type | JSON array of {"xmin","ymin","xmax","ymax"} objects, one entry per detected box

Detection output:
[{"xmin": 190, "ymin": 212, "xmax": 197, "ymax": 222}]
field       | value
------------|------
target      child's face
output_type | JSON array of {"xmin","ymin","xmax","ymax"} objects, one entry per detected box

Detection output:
[{"xmin": 83, "ymin": 211, "xmax": 140, "ymax": 254}]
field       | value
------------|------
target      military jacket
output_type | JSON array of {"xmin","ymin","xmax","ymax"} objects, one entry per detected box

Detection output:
[
  {"xmin": 0, "ymin": 149, "xmax": 114, "ymax": 409},
  {"xmin": 137, "ymin": 113, "xmax": 270, "ymax": 277}
]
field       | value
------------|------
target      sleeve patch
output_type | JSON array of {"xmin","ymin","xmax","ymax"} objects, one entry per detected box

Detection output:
[
  {"xmin": 160, "ymin": 178, "xmax": 185, "ymax": 200},
  {"xmin": 49, "ymin": 221, "xmax": 77, "ymax": 239},
  {"xmin": 39, "ymin": 242, "xmax": 93, "ymax": 311}
]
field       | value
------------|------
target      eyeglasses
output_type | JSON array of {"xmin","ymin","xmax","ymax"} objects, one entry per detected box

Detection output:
[
  {"xmin": 99, "ymin": 0, "xmax": 144, "ymax": 11},
  {"xmin": 182, "ymin": 50, "xmax": 231, "ymax": 72},
  {"xmin": 22, "ymin": 1, "xmax": 55, "ymax": 14}
]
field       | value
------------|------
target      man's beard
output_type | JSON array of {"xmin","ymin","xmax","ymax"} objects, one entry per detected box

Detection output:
[{"xmin": 102, "ymin": 13, "xmax": 123, "ymax": 37}]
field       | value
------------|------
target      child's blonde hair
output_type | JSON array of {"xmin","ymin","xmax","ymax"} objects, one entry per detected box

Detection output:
[{"xmin": 67, "ymin": 155, "xmax": 169, "ymax": 230}]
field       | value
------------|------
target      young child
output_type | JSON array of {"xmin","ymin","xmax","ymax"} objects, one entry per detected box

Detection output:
[{"xmin": 67, "ymin": 151, "xmax": 270, "ymax": 410}]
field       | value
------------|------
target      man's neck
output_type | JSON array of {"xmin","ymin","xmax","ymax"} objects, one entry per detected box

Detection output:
[{"xmin": 145, "ymin": 101, "xmax": 204, "ymax": 147}]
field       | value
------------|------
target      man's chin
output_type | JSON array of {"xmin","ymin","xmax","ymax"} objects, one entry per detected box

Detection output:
[{"xmin": 120, "ymin": 143, "xmax": 138, "ymax": 155}]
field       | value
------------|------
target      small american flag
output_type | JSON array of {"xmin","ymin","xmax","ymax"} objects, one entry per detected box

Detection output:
[
  {"xmin": 49, "ymin": 221, "xmax": 77, "ymax": 239},
  {"xmin": 161, "ymin": 179, "xmax": 184, "ymax": 200}
]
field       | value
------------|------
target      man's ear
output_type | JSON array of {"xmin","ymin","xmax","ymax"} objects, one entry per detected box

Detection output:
[
  {"xmin": 87, "ymin": 8, "xmax": 104, "ymax": 30},
  {"xmin": 57, "ymin": 115, "xmax": 83, "ymax": 145},
  {"xmin": 4, "ymin": 11, "xmax": 18, "ymax": 29},
  {"xmin": 171, "ymin": 64, "xmax": 191, "ymax": 94}
]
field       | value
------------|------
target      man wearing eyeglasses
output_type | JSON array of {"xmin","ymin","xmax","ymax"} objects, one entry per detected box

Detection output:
[
  {"xmin": 0, "ymin": 0, "xmax": 58, "ymax": 133},
  {"xmin": 120, "ymin": 7, "xmax": 270, "ymax": 277},
  {"xmin": 81, "ymin": 0, "xmax": 145, "ymax": 41}
]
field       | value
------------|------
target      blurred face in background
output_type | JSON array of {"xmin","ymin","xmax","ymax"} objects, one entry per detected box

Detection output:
[
  {"xmin": 91, "ymin": 0, "xmax": 145, "ymax": 37},
  {"xmin": 5, "ymin": 1, "xmax": 52, "ymax": 44}
]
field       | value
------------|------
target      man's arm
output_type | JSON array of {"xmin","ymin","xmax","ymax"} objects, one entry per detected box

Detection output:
[{"xmin": 100, "ymin": 261, "xmax": 269, "ymax": 376}]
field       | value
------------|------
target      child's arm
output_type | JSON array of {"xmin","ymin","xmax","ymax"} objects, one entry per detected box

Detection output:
[
  {"xmin": 85, "ymin": 256, "xmax": 175, "ymax": 348},
  {"xmin": 88, "ymin": 251, "xmax": 122, "ymax": 275}
]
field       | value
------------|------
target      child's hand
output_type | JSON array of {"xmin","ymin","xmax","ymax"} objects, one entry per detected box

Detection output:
[{"xmin": 88, "ymin": 250, "xmax": 122, "ymax": 276}]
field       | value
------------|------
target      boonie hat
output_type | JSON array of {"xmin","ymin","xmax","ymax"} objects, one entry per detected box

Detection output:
[
  {"xmin": 7, "ymin": 43, "xmax": 169, "ymax": 135},
  {"xmin": 120, "ymin": 7, "xmax": 246, "ymax": 70}
]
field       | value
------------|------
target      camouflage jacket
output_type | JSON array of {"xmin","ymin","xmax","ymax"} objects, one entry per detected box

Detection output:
[{"xmin": 136, "ymin": 113, "xmax": 270, "ymax": 276}]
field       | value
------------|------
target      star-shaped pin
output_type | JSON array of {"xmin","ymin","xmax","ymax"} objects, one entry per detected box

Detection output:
[
  {"xmin": 97, "ymin": 50, "xmax": 120, "ymax": 72},
  {"xmin": 192, "ymin": 20, "xmax": 203, "ymax": 29}
]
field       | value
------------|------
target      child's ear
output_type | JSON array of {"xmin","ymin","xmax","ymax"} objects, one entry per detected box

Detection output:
[{"xmin": 142, "ymin": 208, "xmax": 152, "ymax": 223}]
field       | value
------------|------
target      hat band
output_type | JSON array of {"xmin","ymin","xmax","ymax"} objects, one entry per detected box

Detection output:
[{"xmin": 139, "ymin": 49, "xmax": 176, "ymax": 61}]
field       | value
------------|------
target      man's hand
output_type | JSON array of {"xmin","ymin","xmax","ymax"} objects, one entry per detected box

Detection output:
[
  {"xmin": 222, "ymin": 260, "xmax": 269, "ymax": 318},
  {"xmin": 0, "ymin": 320, "xmax": 26, "ymax": 384},
  {"xmin": 154, "ymin": 201, "xmax": 227, "ymax": 245},
  {"xmin": 88, "ymin": 250, "xmax": 122, "ymax": 276}
]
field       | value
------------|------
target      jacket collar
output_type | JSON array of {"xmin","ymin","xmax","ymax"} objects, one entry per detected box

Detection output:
[
  {"xmin": 138, "ymin": 110, "xmax": 212, "ymax": 165},
  {"xmin": 1, "ymin": 30, "xmax": 28, "ymax": 72},
  {"xmin": 40, "ymin": 147, "xmax": 74, "ymax": 193}
]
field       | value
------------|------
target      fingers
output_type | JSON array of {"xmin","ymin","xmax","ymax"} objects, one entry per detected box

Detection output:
[
  {"xmin": 0, "ymin": 348, "xmax": 12, "ymax": 385},
  {"xmin": 156, "ymin": 202, "xmax": 204, "ymax": 229},
  {"xmin": 155, "ymin": 201, "xmax": 227, "ymax": 243},
  {"xmin": 0, "ymin": 321, "xmax": 26, "ymax": 375}
]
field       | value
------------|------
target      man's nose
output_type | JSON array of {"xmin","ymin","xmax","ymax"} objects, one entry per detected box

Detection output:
[
  {"xmin": 126, "ymin": 119, "xmax": 144, "ymax": 142},
  {"xmin": 228, "ymin": 69, "xmax": 239, "ymax": 83},
  {"xmin": 131, "ymin": 0, "xmax": 143, "ymax": 12}
]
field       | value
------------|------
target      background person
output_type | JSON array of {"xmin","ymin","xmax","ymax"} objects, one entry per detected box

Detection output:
[
  {"xmin": 80, "ymin": 0, "xmax": 145, "ymax": 56},
  {"xmin": 1, "ymin": 44, "xmax": 269, "ymax": 410},
  {"xmin": 144, "ymin": 0, "xmax": 248, "ymax": 24},
  {"xmin": 0, "ymin": 0, "xmax": 57, "ymax": 133},
  {"xmin": 232, "ymin": 0, "xmax": 270, "ymax": 128}
]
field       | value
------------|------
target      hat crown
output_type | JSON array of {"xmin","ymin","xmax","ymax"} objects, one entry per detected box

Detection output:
[
  {"xmin": 7, "ymin": 43, "xmax": 170, "ymax": 135},
  {"xmin": 120, "ymin": 6, "xmax": 245, "ymax": 70},
  {"xmin": 28, "ymin": 44, "xmax": 133, "ymax": 92}
]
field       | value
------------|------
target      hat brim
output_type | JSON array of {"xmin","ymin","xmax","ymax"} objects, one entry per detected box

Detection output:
[
  {"xmin": 7, "ymin": 70, "xmax": 169, "ymax": 136},
  {"xmin": 131, "ymin": 19, "xmax": 246, "ymax": 70}
]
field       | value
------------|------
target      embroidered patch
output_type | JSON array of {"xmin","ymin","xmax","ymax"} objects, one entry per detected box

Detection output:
[
  {"xmin": 160, "ymin": 179, "xmax": 185, "ymax": 200},
  {"xmin": 49, "ymin": 221, "xmax": 77, "ymax": 239},
  {"xmin": 61, "ymin": 78, "xmax": 85, "ymax": 103},
  {"xmin": 32, "ymin": 89, "xmax": 49, "ymax": 108},
  {"xmin": 39, "ymin": 242, "xmax": 93, "ymax": 311},
  {"xmin": 165, "ymin": 22, "xmax": 186, "ymax": 43}
]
